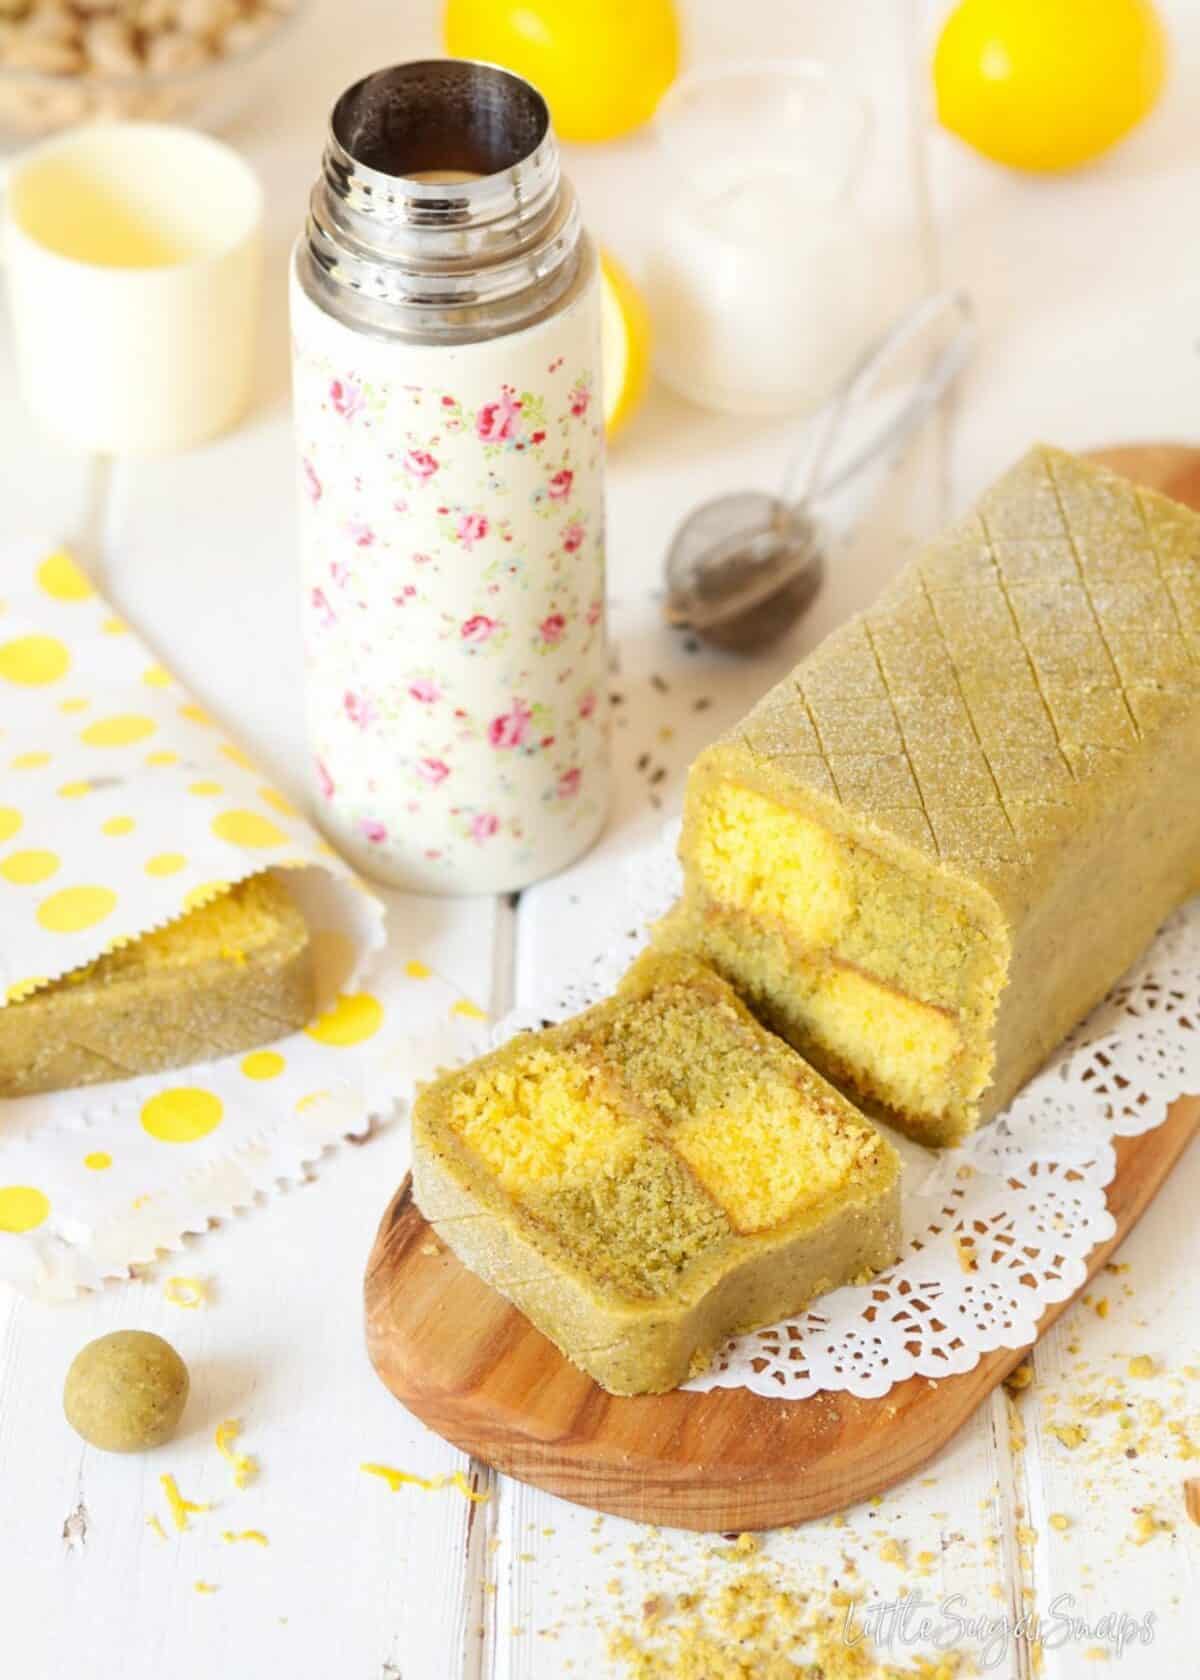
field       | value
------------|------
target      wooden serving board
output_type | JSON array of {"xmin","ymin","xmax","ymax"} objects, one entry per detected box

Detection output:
[{"xmin": 363, "ymin": 444, "xmax": 1200, "ymax": 1532}]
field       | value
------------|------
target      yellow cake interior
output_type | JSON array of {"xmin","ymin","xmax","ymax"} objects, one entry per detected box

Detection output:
[
  {"xmin": 441, "ymin": 959, "xmax": 893, "ymax": 1299},
  {"xmin": 0, "ymin": 871, "xmax": 314, "ymax": 1095},
  {"xmin": 47, "ymin": 872, "xmax": 301, "ymax": 989},
  {"xmin": 679, "ymin": 776, "xmax": 1011, "ymax": 1143}
]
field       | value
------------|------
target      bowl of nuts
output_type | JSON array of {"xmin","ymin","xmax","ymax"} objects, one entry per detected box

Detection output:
[{"xmin": 0, "ymin": 0, "xmax": 305, "ymax": 140}]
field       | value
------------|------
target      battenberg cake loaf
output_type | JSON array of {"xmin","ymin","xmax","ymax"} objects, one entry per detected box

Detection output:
[
  {"xmin": 667, "ymin": 445, "xmax": 1200, "ymax": 1147},
  {"xmin": 412, "ymin": 951, "xmax": 900, "ymax": 1395},
  {"xmin": 0, "ymin": 872, "xmax": 315, "ymax": 1095}
]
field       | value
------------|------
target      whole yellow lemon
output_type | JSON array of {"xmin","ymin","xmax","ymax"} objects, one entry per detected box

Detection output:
[
  {"xmin": 443, "ymin": 0, "xmax": 681, "ymax": 144},
  {"xmin": 934, "ymin": 0, "xmax": 1167, "ymax": 172}
]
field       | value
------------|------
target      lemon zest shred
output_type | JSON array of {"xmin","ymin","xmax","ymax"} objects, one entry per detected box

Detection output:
[
  {"xmin": 146, "ymin": 1514, "xmax": 167, "ymax": 1541},
  {"xmin": 194, "ymin": 1581, "xmax": 218, "ymax": 1594},
  {"xmin": 362, "ymin": 1461, "xmax": 440, "ymax": 1492},
  {"xmin": 450, "ymin": 1469, "xmax": 491, "ymax": 1504},
  {"xmin": 161, "ymin": 1474, "xmax": 210, "ymax": 1532},
  {"xmin": 223, "ymin": 1529, "xmax": 269, "ymax": 1546},
  {"xmin": 215, "ymin": 1419, "xmax": 259, "ymax": 1489},
  {"xmin": 164, "ymin": 1275, "xmax": 208, "ymax": 1309},
  {"xmin": 361, "ymin": 1462, "xmax": 491, "ymax": 1504}
]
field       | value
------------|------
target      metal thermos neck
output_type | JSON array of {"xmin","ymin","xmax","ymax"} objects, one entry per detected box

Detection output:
[{"xmin": 300, "ymin": 59, "xmax": 584, "ymax": 343}]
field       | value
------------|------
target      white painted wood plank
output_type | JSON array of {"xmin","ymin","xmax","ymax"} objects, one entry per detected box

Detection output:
[
  {"xmin": 918, "ymin": 1, "xmax": 1200, "ymax": 1673},
  {"xmin": 495, "ymin": 10, "xmax": 1016, "ymax": 1678},
  {"xmin": 488, "ymin": 1404, "xmax": 1020, "ymax": 1680},
  {"xmin": 1000, "ymin": 1141, "xmax": 1200, "ymax": 1680},
  {"xmin": 0, "ymin": 889, "xmax": 501, "ymax": 1680},
  {"xmin": 1, "ymin": 9, "xmax": 507, "ymax": 1679}
]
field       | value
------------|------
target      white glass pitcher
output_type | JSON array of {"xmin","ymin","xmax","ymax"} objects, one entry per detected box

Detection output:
[{"xmin": 647, "ymin": 59, "xmax": 877, "ymax": 418}]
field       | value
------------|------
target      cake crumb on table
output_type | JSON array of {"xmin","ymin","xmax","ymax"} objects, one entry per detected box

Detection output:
[
  {"xmin": 1003, "ymin": 1361, "xmax": 1033, "ymax": 1395},
  {"xmin": 1130, "ymin": 1507, "xmax": 1172, "ymax": 1546},
  {"xmin": 1184, "ymin": 1480, "xmax": 1200, "ymax": 1526},
  {"xmin": 606, "ymin": 1563, "xmax": 972, "ymax": 1679}
]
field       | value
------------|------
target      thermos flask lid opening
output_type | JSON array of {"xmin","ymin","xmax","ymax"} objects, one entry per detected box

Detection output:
[
  {"xmin": 303, "ymin": 57, "xmax": 582, "ymax": 338},
  {"xmin": 332, "ymin": 59, "xmax": 550, "ymax": 184}
]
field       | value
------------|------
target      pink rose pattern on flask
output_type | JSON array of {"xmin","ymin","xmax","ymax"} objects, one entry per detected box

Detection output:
[{"xmin": 293, "ymin": 290, "xmax": 609, "ymax": 892}]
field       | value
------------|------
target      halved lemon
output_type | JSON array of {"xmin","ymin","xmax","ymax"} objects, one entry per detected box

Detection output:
[{"xmin": 600, "ymin": 250, "xmax": 650, "ymax": 439}]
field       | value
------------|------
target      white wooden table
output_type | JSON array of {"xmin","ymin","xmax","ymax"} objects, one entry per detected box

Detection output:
[{"xmin": 3, "ymin": 3, "xmax": 1199, "ymax": 1674}]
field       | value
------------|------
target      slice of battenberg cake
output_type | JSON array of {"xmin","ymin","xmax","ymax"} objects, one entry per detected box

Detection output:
[
  {"xmin": 0, "ymin": 873, "xmax": 314, "ymax": 1095},
  {"xmin": 665, "ymin": 445, "xmax": 1200, "ymax": 1148},
  {"xmin": 413, "ymin": 952, "xmax": 899, "ymax": 1395}
]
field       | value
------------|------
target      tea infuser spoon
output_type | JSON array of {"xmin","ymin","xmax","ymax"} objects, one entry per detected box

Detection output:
[{"xmin": 664, "ymin": 289, "xmax": 977, "ymax": 652}]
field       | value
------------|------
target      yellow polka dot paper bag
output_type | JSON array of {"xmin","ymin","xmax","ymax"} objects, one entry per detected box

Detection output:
[{"xmin": 0, "ymin": 549, "xmax": 487, "ymax": 1297}]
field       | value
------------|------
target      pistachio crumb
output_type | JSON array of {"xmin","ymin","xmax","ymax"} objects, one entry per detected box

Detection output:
[{"xmin": 1130, "ymin": 1507, "xmax": 1172, "ymax": 1546}]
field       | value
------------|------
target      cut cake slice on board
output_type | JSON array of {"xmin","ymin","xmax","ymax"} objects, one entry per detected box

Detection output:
[{"xmin": 413, "ymin": 951, "xmax": 900, "ymax": 1395}]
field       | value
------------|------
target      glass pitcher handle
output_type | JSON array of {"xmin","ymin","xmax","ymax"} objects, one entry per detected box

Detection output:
[{"xmin": 780, "ymin": 290, "xmax": 977, "ymax": 511}]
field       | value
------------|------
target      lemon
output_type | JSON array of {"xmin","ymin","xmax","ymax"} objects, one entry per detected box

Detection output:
[
  {"xmin": 934, "ymin": 0, "xmax": 1167, "ymax": 173},
  {"xmin": 599, "ymin": 250, "xmax": 650, "ymax": 438},
  {"xmin": 443, "ymin": 0, "xmax": 680, "ymax": 144}
]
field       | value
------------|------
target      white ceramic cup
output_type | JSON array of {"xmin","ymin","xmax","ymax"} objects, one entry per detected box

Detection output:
[{"xmin": 3, "ymin": 122, "xmax": 263, "ymax": 454}]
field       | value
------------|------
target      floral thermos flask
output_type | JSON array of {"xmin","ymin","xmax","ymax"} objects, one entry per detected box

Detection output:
[{"xmin": 291, "ymin": 61, "xmax": 610, "ymax": 892}]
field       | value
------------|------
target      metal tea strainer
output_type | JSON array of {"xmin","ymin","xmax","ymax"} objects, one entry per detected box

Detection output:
[{"xmin": 664, "ymin": 290, "xmax": 977, "ymax": 652}]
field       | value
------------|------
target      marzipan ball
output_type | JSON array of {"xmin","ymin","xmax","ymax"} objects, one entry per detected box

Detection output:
[{"xmin": 63, "ymin": 1330, "xmax": 189, "ymax": 1453}]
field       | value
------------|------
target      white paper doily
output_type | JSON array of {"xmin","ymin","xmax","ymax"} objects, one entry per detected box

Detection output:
[{"xmin": 493, "ymin": 823, "xmax": 1200, "ymax": 1402}]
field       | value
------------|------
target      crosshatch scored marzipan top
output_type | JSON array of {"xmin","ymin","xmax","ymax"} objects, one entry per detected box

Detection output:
[{"xmin": 670, "ymin": 444, "xmax": 1200, "ymax": 1148}]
